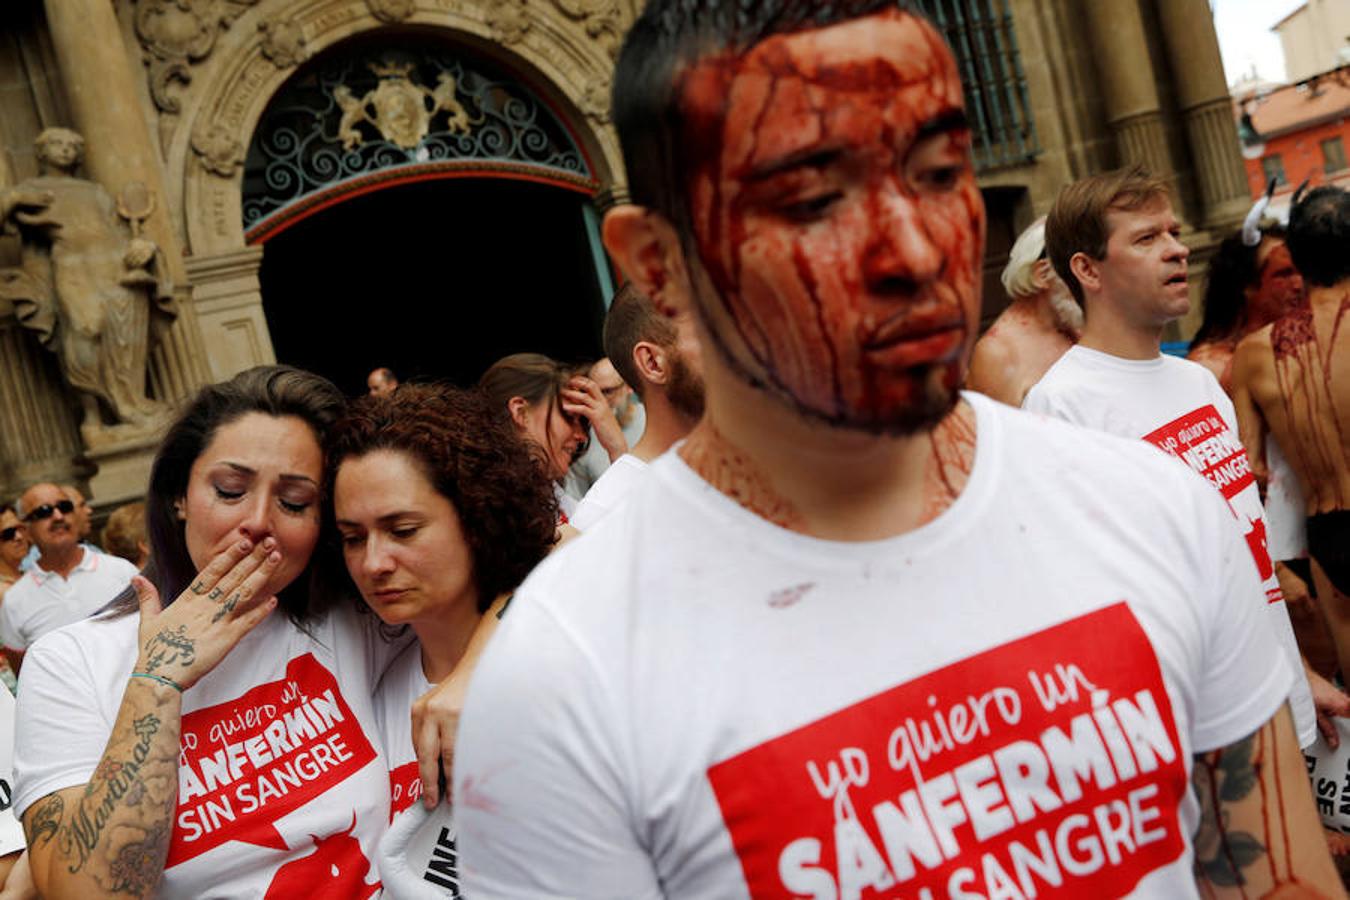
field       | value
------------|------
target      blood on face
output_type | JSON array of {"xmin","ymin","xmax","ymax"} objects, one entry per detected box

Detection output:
[{"xmin": 676, "ymin": 10, "xmax": 986, "ymax": 434}]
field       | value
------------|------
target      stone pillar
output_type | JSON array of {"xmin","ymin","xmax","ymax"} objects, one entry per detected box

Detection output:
[
  {"xmin": 42, "ymin": 0, "xmax": 209, "ymax": 404},
  {"xmin": 0, "ymin": 306, "xmax": 94, "ymax": 500},
  {"xmin": 1081, "ymin": 0, "xmax": 1180, "ymax": 184},
  {"xmin": 1154, "ymin": 0, "xmax": 1252, "ymax": 230},
  {"xmin": 185, "ymin": 247, "xmax": 278, "ymax": 382}
]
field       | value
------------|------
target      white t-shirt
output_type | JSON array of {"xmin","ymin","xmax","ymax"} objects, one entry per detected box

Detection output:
[
  {"xmin": 0, "ymin": 548, "xmax": 136, "ymax": 650},
  {"xmin": 1024, "ymin": 346, "xmax": 1315, "ymax": 748},
  {"xmin": 571, "ymin": 453, "xmax": 650, "ymax": 531},
  {"xmin": 0, "ymin": 687, "xmax": 25, "ymax": 857},
  {"xmin": 14, "ymin": 602, "xmax": 409, "ymax": 899},
  {"xmin": 1265, "ymin": 436, "xmax": 1307, "ymax": 562},
  {"xmin": 455, "ymin": 393, "xmax": 1291, "ymax": 899},
  {"xmin": 374, "ymin": 641, "xmax": 460, "ymax": 897}
]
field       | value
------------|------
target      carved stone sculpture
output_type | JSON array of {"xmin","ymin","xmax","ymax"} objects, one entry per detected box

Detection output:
[
  {"xmin": 0, "ymin": 128, "xmax": 176, "ymax": 445},
  {"xmin": 333, "ymin": 64, "xmax": 479, "ymax": 151}
]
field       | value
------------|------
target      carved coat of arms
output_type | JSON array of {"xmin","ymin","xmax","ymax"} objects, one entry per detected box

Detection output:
[{"xmin": 335, "ymin": 61, "xmax": 477, "ymax": 150}]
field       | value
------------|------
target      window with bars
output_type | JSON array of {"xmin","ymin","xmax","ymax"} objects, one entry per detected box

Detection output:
[{"xmin": 916, "ymin": 0, "xmax": 1040, "ymax": 171}]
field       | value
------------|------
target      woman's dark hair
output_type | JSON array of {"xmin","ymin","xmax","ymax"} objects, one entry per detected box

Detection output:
[
  {"xmin": 477, "ymin": 352, "xmax": 573, "ymax": 476},
  {"xmin": 1193, "ymin": 225, "xmax": 1287, "ymax": 347},
  {"xmin": 320, "ymin": 384, "xmax": 557, "ymax": 615},
  {"xmin": 107, "ymin": 366, "xmax": 346, "ymax": 621}
]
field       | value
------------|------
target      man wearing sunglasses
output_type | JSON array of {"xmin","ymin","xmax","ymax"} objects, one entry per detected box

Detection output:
[{"xmin": 0, "ymin": 483, "xmax": 136, "ymax": 668}]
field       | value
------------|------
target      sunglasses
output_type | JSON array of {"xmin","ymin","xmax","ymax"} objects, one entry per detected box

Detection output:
[
  {"xmin": 0, "ymin": 527, "xmax": 20, "ymax": 542},
  {"xmin": 23, "ymin": 499, "xmax": 75, "ymax": 523}
]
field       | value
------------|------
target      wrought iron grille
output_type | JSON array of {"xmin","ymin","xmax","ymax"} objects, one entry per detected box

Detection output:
[
  {"xmin": 242, "ymin": 45, "xmax": 591, "ymax": 231},
  {"xmin": 916, "ymin": 0, "xmax": 1040, "ymax": 170}
]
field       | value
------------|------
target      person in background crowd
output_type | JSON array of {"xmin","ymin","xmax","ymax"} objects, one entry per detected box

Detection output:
[
  {"xmin": 967, "ymin": 216, "xmax": 1081, "ymax": 406},
  {"xmin": 1024, "ymin": 165, "xmax": 1324, "ymax": 750},
  {"xmin": 1234, "ymin": 187, "xmax": 1350, "ymax": 700},
  {"xmin": 326, "ymin": 384, "xmax": 556, "ymax": 897},
  {"xmin": 1189, "ymin": 225, "xmax": 1304, "ymax": 393},
  {"xmin": 367, "ymin": 367, "xmax": 400, "ymax": 397},
  {"xmin": 102, "ymin": 502, "xmax": 149, "ymax": 569},
  {"xmin": 0, "ymin": 505, "xmax": 28, "ymax": 690},
  {"xmin": 478, "ymin": 352, "xmax": 625, "ymax": 524},
  {"xmin": 571, "ymin": 284, "xmax": 705, "ymax": 530},
  {"xmin": 453, "ymin": 3, "xmax": 1340, "ymax": 896},
  {"xmin": 565, "ymin": 357, "xmax": 647, "ymax": 499},
  {"xmin": 0, "ymin": 483, "xmax": 136, "ymax": 667},
  {"xmin": 14, "ymin": 366, "xmax": 476, "ymax": 899},
  {"xmin": 60, "ymin": 486, "xmax": 95, "ymax": 548}
]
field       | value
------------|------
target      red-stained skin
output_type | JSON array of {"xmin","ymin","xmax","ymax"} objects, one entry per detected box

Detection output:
[{"xmin": 675, "ymin": 9, "xmax": 985, "ymax": 433}]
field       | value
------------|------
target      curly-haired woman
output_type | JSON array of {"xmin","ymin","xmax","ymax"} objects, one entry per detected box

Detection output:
[{"xmin": 325, "ymin": 384, "xmax": 557, "ymax": 896}]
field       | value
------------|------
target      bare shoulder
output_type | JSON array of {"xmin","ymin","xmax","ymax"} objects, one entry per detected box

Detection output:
[
  {"xmin": 1232, "ymin": 325, "xmax": 1274, "ymax": 380},
  {"xmin": 968, "ymin": 327, "xmax": 1020, "ymax": 403}
]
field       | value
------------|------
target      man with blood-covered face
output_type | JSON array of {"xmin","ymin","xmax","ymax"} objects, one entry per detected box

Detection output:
[{"xmin": 453, "ymin": 5, "xmax": 1339, "ymax": 897}]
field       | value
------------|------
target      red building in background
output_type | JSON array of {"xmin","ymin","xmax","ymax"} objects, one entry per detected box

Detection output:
[{"xmin": 1238, "ymin": 65, "xmax": 1350, "ymax": 214}]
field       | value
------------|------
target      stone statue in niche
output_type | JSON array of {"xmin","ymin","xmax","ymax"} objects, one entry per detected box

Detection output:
[{"xmin": 0, "ymin": 127, "xmax": 176, "ymax": 445}]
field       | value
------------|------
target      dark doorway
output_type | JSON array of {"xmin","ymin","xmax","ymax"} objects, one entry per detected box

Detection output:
[{"xmin": 258, "ymin": 177, "xmax": 606, "ymax": 396}]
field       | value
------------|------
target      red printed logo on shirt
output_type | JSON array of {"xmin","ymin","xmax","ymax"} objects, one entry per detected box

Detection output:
[
  {"xmin": 167, "ymin": 653, "xmax": 378, "ymax": 867},
  {"xmin": 706, "ymin": 603, "xmax": 1188, "ymax": 899},
  {"xmin": 1142, "ymin": 405, "xmax": 1278, "ymax": 598},
  {"xmin": 389, "ymin": 761, "xmax": 422, "ymax": 819}
]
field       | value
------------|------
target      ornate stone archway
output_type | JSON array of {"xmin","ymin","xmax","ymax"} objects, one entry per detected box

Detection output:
[{"xmin": 152, "ymin": 0, "xmax": 629, "ymax": 381}]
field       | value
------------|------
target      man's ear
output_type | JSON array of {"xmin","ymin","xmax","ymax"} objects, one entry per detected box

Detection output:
[
  {"xmin": 1068, "ymin": 252, "xmax": 1101, "ymax": 296},
  {"xmin": 632, "ymin": 341, "xmax": 669, "ymax": 388},
  {"xmin": 602, "ymin": 204, "xmax": 689, "ymax": 318},
  {"xmin": 507, "ymin": 396, "xmax": 531, "ymax": 430},
  {"xmin": 1032, "ymin": 258, "xmax": 1056, "ymax": 290}
]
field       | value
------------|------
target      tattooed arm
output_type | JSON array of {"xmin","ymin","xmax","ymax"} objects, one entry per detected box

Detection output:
[
  {"xmin": 1191, "ymin": 706, "xmax": 1344, "ymax": 897},
  {"xmin": 19, "ymin": 538, "xmax": 282, "ymax": 899}
]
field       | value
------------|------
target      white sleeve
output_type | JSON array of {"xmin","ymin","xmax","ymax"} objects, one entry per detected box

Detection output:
[
  {"xmin": 454, "ymin": 596, "xmax": 661, "ymax": 899},
  {"xmin": 0, "ymin": 594, "xmax": 22, "ymax": 650},
  {"xmin": 0, "ymin": 688, "xmax": 26, "ymax": 855},
  {"xmin": 1189, "ymin": 480, "xmax": 1295, "ymax": 753},
  {"xmin": 12, "ymin": 629, "xmax": 116, "ymax": 818}
]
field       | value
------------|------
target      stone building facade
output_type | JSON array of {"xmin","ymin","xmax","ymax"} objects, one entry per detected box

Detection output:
[{"xmin": 0, "ymin": 0, "xmax": 1251, "ymax": 511}]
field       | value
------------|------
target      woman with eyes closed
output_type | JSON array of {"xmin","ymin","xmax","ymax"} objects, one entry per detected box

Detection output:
[
  {"xmin": 325, "ymin": 384, "xmax": 556, "ymax": 897},
  {"xmin": 478, "ymin": 352, "xmax": 627, "ymax": 524},
  {"xmin": 12, "ymin": 366, "xmax": 419, "ymax": 900}
]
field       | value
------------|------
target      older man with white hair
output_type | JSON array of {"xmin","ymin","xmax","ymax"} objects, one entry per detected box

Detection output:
[{"xmin": 967, "ymin": 216, "xmax": 1082, "ymax": 405}]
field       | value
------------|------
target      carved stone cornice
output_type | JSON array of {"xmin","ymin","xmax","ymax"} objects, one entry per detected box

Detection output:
[
  {"xmin": 258, "ymin": 18, "xmax": 308, "ymax": 69},
  {"xmin": 365, "ymin": 0, "xmax": 414, "ymax": 24},
  {"xmin": 191, "ymin": 123, "xmax": 245, "ymax": 177},
  {"xmin": 487, "ymin": 0, "xmax": 531, "ymax": 45},
  {"xmin": 134, "ymin": 0, "xmax": 261, "ymax": 114},
  {"xmin": 579, "ymin": 75, "xmax": 611, "ymax": 124},
  {"xmin": 553, "ymin": 0, "xmax": 624, "ymax": 59}
]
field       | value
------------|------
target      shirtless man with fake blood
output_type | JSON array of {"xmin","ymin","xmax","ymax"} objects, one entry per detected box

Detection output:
[
  {"xmin": 453, "ymin": 4, "xmax": 1340, "ymax": 898},
  {"xmin": 1233, "ymin": 187, "xmax": 1350, "ymax": 700},
  {"xmin": 967, "ymin": 217, "xmax": 1081, "ymax": 406}
]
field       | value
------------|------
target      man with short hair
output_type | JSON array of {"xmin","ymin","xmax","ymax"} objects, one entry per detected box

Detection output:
[
  {"xmin": 571, "ymin": 283, "xmax": 705, "ymax": 530},
  {"xmin": 366, "ymin": 366, "xmax": 399, "ymax": 396},
  {"xmin": 0, "ymin": 482, "xmax": 136, "ymax": 660},
  {"xmin": 967, "ymin": 216, "xmax": 1081, "ymax": 406},
  {"xmin": 1024, "ymin": 166, "xmax": 1319, "ymax": 749},
  {"xmin": 565, "ymin": 356, "xmax": 647, "ymax": 498},
  {"xmin": 61, "ymin": 484, "xmax": 94, "ymax": 545},
  {"xmin": 1233, "ymin": 186, "xmax": 1350, "ymax": 686},
  {"xmin": 455, "ymin": 6, "xmax": 1338, "ymax": 897}
]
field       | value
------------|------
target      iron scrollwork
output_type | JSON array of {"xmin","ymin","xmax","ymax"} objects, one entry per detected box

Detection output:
[{"xmin": 242, "ymin": 46, "xmax": 590, "ymax": 231}]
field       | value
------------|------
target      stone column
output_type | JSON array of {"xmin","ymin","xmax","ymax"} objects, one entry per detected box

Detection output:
[
  {"xmin": 0, "ymin": 306, "xmax": 94, "ymax": 499},
  {"xmin": 185, "ymin": 247, "xmax": 278, "ymax": 382},
  {"xmin": 1081, "ymin": 0, "xmax": 1179, "ymax": 184},
  {"xmin": 1154, "ymin": 0, "xmax": 1252, "ymax": 230},
  {"xmin": 42, "ymin": 0, "xmax": 209, "ymax": 404}
]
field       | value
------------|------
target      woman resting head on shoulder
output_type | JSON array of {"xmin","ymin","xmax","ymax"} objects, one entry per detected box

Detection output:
[
  {"xmin": 478, "ymin": 352, "xmax": 628, "ymax": 523},
  {"xmin": 325, "ymin": 383, "xmax": 557, "ymax": 897},
  {"xmin": 14, "ymin": 366, "xmax": 410, "ymax": 900}
]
